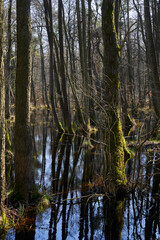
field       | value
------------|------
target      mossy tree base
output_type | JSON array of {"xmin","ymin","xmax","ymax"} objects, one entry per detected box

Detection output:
[{"xmin": 106, "ymin": 109, "xmax": 131, "ymax": 195}]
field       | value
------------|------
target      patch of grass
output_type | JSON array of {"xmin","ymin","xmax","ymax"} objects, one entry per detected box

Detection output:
[
  {"xmin": 19, "ymin": 203, "xmax": 25, "ymax": 219},
  {"xmin": 37, "ymin": 194, "xmax": 51, "ymax": 213},
  {"xmin": 1, "ymin": 210, "xmax": 8, "ymax": 229}
]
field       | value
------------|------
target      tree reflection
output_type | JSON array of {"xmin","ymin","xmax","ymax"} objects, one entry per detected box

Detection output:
[{"xmin": 5, "ymin": 123, "xmax": 160, "ymax": 240}]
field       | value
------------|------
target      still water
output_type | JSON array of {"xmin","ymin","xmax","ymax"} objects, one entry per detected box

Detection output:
[{"xmin": 4, "ymin": 118, "xmax": 160, "ymax": 240}]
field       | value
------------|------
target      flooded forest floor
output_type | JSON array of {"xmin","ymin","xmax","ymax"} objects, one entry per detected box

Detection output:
[{"xmin": 1, "ymin": 107, "xmax": 160, "ymax": 240}]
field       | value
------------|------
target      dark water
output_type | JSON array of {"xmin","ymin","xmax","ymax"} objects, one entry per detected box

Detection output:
[{"xmin": 4, "ymin": 118, "xmax": 160, "ymax": 240}]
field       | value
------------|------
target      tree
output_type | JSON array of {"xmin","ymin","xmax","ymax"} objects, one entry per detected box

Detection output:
[
  {"xmin": 0, "ymin": 0, "xmax": 6, "ymax": 214},
  {"xmin": 43, "ymin": 0, "xmax": 63, "ymax": 132},
  {"xmin": 102, "ymin": 0, "xmax": 130, "ymax": 193},
  {"xmin": 38, "ymin": 27, "xmax": 49, "ymax": 108},
  {"xmin": 58, "ymin": 0, "xmax": 71, "ymax": 129},
  {"xmin": 15, "ymin": 0, "xmax": 33, "ymax": 201},
  {"xmin": 144, "ymin": 0, "xmax": 160, "ymax": 117},
  {"xmin": 5, "ymin": 0, "xmax": 12, "ymax": 119},
  {"xmin": 76, "ymin": 0, "xmax": 89, "ymax": 123}
]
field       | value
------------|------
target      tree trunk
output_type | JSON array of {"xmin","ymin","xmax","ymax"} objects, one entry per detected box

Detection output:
[
  {"xmin": 15, "ymin": 0, "xmax": 33, "ymax": 201},
  {"xmin": 144, "ymin": 0, "xmax": 160, "ymax": 117},
  {"xmin": 43, "ymin": 0, "xmax": 63, "ymax": 132},
  {"xmin": 102, "ymin": 0, "xmax": 130, "ymax": 193},
  {"xmin": 76, "ymin": 0, "xmax": 89, "ymax": 123},
  {"xmin": 0, "ymin": 0, "xmax": 6, "ymax": 214},
  {"xmin": 126, "ymin": 0, "xmax": 134, "ymax": 115},
  {"xmin": 31, "ymin": 54, "xmax": 36, "ymax": 107},
  {"xmin": 38, "ymin": 29, "xmax": 49, "ymax": 108},
  {"xmin": 88, "ymin": 0, "xmax": 96, "ymax": 125},
  {"xmin": 5, "ymin": 0, "xmax": 12, "ymax": 119},
  {"xmin": 58, "ymin": 0, "xmax": 71, "ymax": 130},
  {"xmin": 81, "ymin": 0, "xmax": 89, "ymax": 122}
]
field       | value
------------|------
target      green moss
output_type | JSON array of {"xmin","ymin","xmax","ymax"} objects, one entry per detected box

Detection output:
[
  {"xmin": 37, "ymin": 195, "xmax": 50, "ymax": 213},
  {"xmin": 0, "ymin": 210, "xmax": 9, "ymax": 230},
  {"xmin": 103, "ymin": 0, "xmax": 130, "ymax": 193},
  {"xmin": 69, "ymin": 121, "xmax": 75, "ymax": 134},
  {"xmin": 114, "ymin": 200, "xmax": 125, "ymax": 238},
  {"xmin": 107, "ymin": 109, "xmax": 131, "ymax": 189},
  {"xmin": 123, "ymin": 136, "xmax": 131, "ymax": 163},
  {"xmin": 125, "ymin": 114, "xmax": 133, "ymax": 136},
  {"xmin": 58, "ymin": 121, "xmax": 64, "ymax": 133}
]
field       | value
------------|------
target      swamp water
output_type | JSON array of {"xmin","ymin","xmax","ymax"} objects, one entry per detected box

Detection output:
[{"xmin": 3, "ymin": 118, "xmax": 160, "ymax": 240}]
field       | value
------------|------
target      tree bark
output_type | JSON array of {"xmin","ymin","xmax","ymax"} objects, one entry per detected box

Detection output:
[
  {"xmin": 31, "ymin": 54, "xmax": 36, "ymax": 107},
  {"xmin": 144, "ymin": 0, "xmax": 160, "ymax": 117},
  {"xmin": 126, "ymin": 0, "xmax": 134, "ymax": 114},
  {"xmin": 76, "ymin": 0, "xmax": 89, "ymax": 123},
  {"xmin": 0, "ymin": 0, "xmax": 6, "ymax": 214},
  {"xmin": 102, "ymin": 0, "xmax": 130, "ymax": 193},
  {"xmin": 88, "ymin": 0, "xmax": 96, "ymax": 125},
  {"xmin": 15, "ymin": 0, "xmax": 33, "ymax": 201},
  {"xmin": 5, "ymin": 0, "xmax": 12, "ymax": 119},
  {"xmin": 38, "ymin": 29, "xmax": 49, "ymax": 108}
]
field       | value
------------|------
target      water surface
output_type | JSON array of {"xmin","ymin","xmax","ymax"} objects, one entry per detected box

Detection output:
[{"xmin": 4, "ymin": 121, "xmax": 160, "ymax": 240}]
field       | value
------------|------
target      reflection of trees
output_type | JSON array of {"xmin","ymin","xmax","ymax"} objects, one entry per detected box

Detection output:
[
  {"xmin": 103, "ymin": 198, "xmax": 125, "ymax": 240},
  {"xmin": 15, "ymin": 208, "xmax": 36, "ymax": 240},
  {"xmin": 49, "ymin": 134, "xmax": 73, "ymax": 239},
  {"xmin": 27, "ymin": 125, "xmax": 160, "ymax": 240},
  {"xmin": 79, "ymin": 148, "xmax": 94, "ymax": 240},
  {"xmin": 12, "ymin": 125, "xmax": 160, "ymax": 239},
  {"xmin": 145, "ymin": 152, "xmax": 160, "ymax": 239},
  {"xmin": 40, "ymin": 110, "xmax": 49, "ymax": 187},
  {"xmin": 48, "ymin": 134, "xmax": 102, "ymax": 239},
  {"xmin": 123, "ymin": 150, "xmax": 160, "ymax": 239}
]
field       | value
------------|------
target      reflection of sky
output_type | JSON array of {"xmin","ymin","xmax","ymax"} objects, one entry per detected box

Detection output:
[
  {"xmin": 4, "ymin": 126, "xmax": 160, "ymax": 240},
  {"xmin": 35, "ymin": 208, "xmax": 51, "ymax": 240},
  {"xmin": 34, "ymin": 192, "xmax": 105, "ymax": 240},
  {"xmin": 5, "ymin": 229, "xmax": 15, "ymax": 240},
  {"xmin": 35, "ymin": 133, "xmax": 85, "ymax": 192},
  {"xmin": 35, "ymin": 135, "xmax": 52, "ymax": 190}
]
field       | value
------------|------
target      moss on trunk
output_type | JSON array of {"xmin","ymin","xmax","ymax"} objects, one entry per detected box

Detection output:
[{"xmin": 102, "ymin": 0, "xmax": 130, "ymax": 193}]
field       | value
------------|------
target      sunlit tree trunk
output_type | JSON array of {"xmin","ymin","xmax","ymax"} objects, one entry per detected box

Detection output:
[
  {"xmin": 0, "ymin": 0, "xmax": 6, "ymax": 214},
  {"xmin": 126, "ymin": 0, "xmax": 134, "ymax": 114},
  {"xmin": 31, "ymin": 54, "xmax": 36, "ymax": 107},
  {"xmin": 15, "ymin": 0, "xmax": 33, "ymax": 201},
  {"xmin": 61, "ymin": 7, "xmax": 85, "ymax": 127},
  {"xmin": 5, "ymin": 0, "xmax": 12, "ymax": 119},
  {"xmin": 137, "ymin": 9, "xmax": 142, "ymax": 103},
  {"xmin": 38, "ymin": 28, "xmax": 49, "ymax": 108},
  {"xmin": 102, "ymin": 0, "xmax": 130, "ymax": 193}
]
